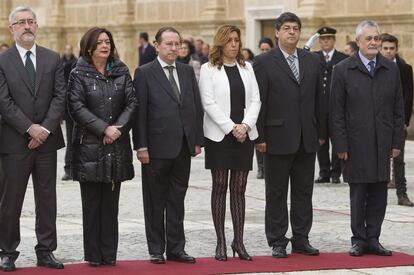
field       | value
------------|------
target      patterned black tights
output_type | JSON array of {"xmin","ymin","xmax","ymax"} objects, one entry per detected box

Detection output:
[{"xmin": 211, "ymin": 169, "xmax": 249, "ymax": 256}]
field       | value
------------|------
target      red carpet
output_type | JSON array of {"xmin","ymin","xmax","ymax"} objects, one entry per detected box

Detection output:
[{"xmin": 11, "ymin": 252, "xmax": 414, "ymax": 275}]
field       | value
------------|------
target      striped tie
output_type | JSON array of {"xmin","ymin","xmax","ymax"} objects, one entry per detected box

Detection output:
[{"xmin": 287, "ymin": 55, "xmax": 299, "ymax": 82}]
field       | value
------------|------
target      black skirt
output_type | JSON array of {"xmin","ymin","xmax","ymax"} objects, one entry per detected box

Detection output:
[{"xmin": 205, "ymin": 133, "xmax": 254, "ymax": 170}]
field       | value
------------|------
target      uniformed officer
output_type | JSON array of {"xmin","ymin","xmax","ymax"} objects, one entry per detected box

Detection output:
[{"xmin": 313, "ymin": 27, "xmax": 348, "ymax": 184}]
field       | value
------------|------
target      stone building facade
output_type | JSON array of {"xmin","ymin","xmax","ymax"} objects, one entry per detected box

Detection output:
[{"xmin": 1, "ymin": 0, "xmax": 413, "ymax": 132}]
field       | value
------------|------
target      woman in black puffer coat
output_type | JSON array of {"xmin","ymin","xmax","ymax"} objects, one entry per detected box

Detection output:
[{"xmin": 68, "ymin": 27, "xmax": 136, "ymax": 267}]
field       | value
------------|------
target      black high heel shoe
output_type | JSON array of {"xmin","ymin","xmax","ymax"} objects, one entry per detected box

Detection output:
[
  {"xmin": 215, "ymin": 246, "xmax": 227, "ymax": 261},
  {"xmin": 231, "ymin": 242, "xmax": 252, "ymax": 261}
]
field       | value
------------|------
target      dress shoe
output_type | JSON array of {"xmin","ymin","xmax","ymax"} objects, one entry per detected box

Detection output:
[
  {"xmin": 1, "ymin": 256, "xmax": 16, "ymax": 272},
  {"xmin": 36, "ymin": 252, "xmax": 64, "ymax": 269},
  {"xmin": 370, "ymin": 243, "xmax": 392, "ymax": 256},
  {"xmin": 167, "ymin": 251, "xmax": 196, "ymax": 263},
  {"xmin": 314, "ymin": 177, "xmax": 330, "ymax": 183},
  {"xmin": 61, "ymin": 173, "xmax": 73, "ymax": 181},
  {"xmin": 388, "ymin": 181, "xmax": 396, "ymax": 189},
  {"xmin": 398, "ymin": 194, "xmax": 414, "ymax": 206},
  {"xmin": 88, "ymin": 261, "xmax": 101, "ymax": 267},
  {"xmin": 271, "ymin": 246, "xmax": 287, "ymax": 258},
  {"xmin": 349, "ymin": 243, "xmax": 365, "ymax": 256},
  {"xmin": 231, "ymin": 242, "xmax": 252, "ymax": 261},
  {"xmin": 215, "ymin": 245, "xmax": 227, "ymax": 261},
  {"xmin": 291, "ymin": 242, "xmax": 319, "ymax": 256},
  {"xmin": 149, "ymin": 254, "xmax": 165, "ymax": 264},
  {"xmin": 103, "ymin": 260, "xmax": 116, "ymax": 266},
  {"xmin": 331, "ymin": 177, "xmax": 341, "ymax": 184}
]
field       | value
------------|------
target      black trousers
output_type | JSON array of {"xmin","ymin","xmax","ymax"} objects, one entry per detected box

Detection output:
[
  {"xmin": 0, "ymin": 151, "xmax": 57, "ymax": 258},
  {"xmin": 316, "ymin": 138, "xmax": 341, "ymax": 179},
  {"xmin": 141, "ymin": 140, "xmax": 191, "ymax": 255},
  {"xmin": 265, "ymin": 141, "xmax": 316, "ymax": 248},
  {"xmin": 349, "ymin": 182, "xmax": 387, "ymax": 248},
  {"xmin": 393, "ymin": 132, "xmax": 407, "ymax": 196},
  {"xmin": 80, "ymin": 182, "xmax": 121, "ymax": 263},
  {"xmin": 64, "ymin": 118, "xmax": 74, "ymax": 175}
]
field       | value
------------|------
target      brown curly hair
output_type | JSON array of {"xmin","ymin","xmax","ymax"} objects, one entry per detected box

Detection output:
[{"xmin": 209, "ymin": 25, "xmax": 245, "ymax": 69}]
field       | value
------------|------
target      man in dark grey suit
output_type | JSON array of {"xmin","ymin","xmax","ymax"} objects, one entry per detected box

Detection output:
[
  {"xmin": 331, "ymin": 21, "xmax": 404, "ymax": 257},
  {"xmin": 133, "ymin": 26, "xmax": 203, "ymax": 264},
  {"xmin": 254, "ymin": 12, "xmax": 325, "ymax": 258},
  {"xmin": 0, "ymin": 6, "xmax": 66, "ymax": 271}
]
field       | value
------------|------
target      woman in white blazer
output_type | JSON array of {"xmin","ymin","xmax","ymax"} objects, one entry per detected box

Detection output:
[{"xmin": 199, "ymin": 25, "xmax": 261, "ymax": 262}]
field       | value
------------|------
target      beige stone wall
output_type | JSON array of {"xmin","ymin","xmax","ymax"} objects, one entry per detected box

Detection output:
[{"xmin": 1, "ymin": 0, "xmax": 413, "ymax": 65}]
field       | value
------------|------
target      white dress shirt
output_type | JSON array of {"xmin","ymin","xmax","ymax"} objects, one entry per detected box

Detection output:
[
  {"xmin": 323, "ymin": 48, "xmax": 335, "ymax": 62},
  {"xmin": 157, "ymin": 56, "xmax": 181, "ymax": 92},
  {"xmin": 15, "ymin": 43, "xmax": 37, "ymax": 70},
  {"xmin": 280, "ymin": 47, "xmax": 299, "ymax": 75}
]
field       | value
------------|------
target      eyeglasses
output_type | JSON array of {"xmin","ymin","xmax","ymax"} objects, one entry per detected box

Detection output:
[{"xmin": 11, "ymin": 19, "xmax": 36, "ymax": 27}]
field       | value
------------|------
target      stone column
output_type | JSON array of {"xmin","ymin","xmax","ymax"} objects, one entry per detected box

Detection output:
[
  {"xmin": 42, "ymin": 0, "xmax": 65, "ymax": 52},
  {"xmin": 0, "ymin": 0, "xmax": 12, "ymax": 45},
  {"xmin": 114, "ymin": 0, "xmax": 136, "ymax": 71}
]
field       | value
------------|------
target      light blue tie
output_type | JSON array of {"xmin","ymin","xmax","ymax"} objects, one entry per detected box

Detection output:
[{"xmin": 287, "ymin": 55, "xmax": 299, "ymax": 82}]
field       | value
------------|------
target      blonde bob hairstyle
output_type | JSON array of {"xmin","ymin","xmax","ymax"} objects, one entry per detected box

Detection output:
[{"xmin": 208, "ymin": 24, "xmax": 245, "ymax": 69}]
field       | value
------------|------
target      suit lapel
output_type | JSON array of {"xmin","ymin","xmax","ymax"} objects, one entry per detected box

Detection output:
[
  {"xmin": 34, "ymin": 46, "xmax": 45, "ymax": 96},
  {"xmin": 175, "ymin": 62, "xmax": 186, "ymax": 101},
  {"xmin": 272, "ymin": 47, "xmax": 298, "ymax": 84},
  {"xmin": 150, "ymin": 59, "xmax": 179, "ymax": 103},
  {"xmin": 8, "ymin": 45, "xmax": 34, "ymax": 94}
]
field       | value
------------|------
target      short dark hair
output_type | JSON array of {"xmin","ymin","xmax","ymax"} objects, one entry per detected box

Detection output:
[
  {"xmin": 380, "ymin": 33, "xmax": 398, "ymax": 48},
  {"xmin": 346, "ymin": 41, "xmax": 359, "ymax": 52},
  {"xmin": 275, "ymin": 12, "xmax": 302, "ymax": 31},
  {"xmin": 79, "ymin": 27, "xmax": 118, "ymax": 63},
  {"xmin": 155, "ymin": 26, "xmax": 182, "ymax": 43},
  {"xmin": 182, "ymin": 39, "xmax": 196, "ymax": 55},
  {"xmin": 0, "ymin": 43, "xmax": 9, "ymax": 48},
  {"xmin": 139, "ymin": 32, "xmax": 149, "ymax": 42},
  {"xmin": 242, "ymin": 48, "xmax": 255, "ymax": 61},
  {"xmin": 258, "ymin": 37, "xmax": 274, "ymax": 48}
]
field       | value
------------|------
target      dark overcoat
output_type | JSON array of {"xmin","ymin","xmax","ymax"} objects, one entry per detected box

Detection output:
[{"xmin": 330, "ymin": 53, "xmax": 405, "ymax": 183}]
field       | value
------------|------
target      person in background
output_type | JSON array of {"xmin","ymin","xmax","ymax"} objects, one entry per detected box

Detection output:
[
  {"xmin": 199, "ymin": 24, "xmax": 261, "ymax": 262},
  {"xmin": 379, "ymin": 33, "xmax": 414, "ymax": 207},
  {"xmin": 258, "ymin": 37, "xmax": 274, "ymax": 54},
  {"xmin": 0, "ymin": 43, "xmax": 9, "ymax": 54},
  {"xmin": 313, "ymin": 27, "xmax": 348, "ymax": 184},
  {"xmin": 177, "ymin": 39, "xmax": 201, "ymax": 81},
  {"xmin": 344, "ymin": 41, "xmax": 358, "ymax": 56},
  {"xmin": 0, "ymin": 6, "xmax": 66, "ymax": 271},
  {"xmin": 330, "ymin": 20, "xmax": 404, "ymax": 257},
  {"xmin": 195, "ymin": 38, "xmax": 208, "ymax": 64},
  {"xmin": 202, "ymin": 42, "xmax": 210, "ymax": 58},
  {"xmin": 68, "ymin": 27, "xmax": 136, "ymax": 267},
  {"xmin": 138, "ymin": 31, "xmax": 157, "ymax": 66},
  {"xmin": 242, "ymin": 48, "xmax": 254, "ymax": 64},
  {"xmin": 61, "ymin": 44, "xmax": 77, "ymax": 181}
]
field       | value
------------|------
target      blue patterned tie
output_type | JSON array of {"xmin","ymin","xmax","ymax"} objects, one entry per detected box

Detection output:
[
  {"xmin": 368, "ymin": 60, "xmax": 375, "ymax": 76},
  {"xmin": 287, "ymin": 55, "xmax": 299, "ymax": 82}
]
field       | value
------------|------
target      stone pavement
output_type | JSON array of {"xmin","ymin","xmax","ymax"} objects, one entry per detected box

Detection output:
[{"xmin": 12, "ymin": 124, "xmax": 414, "ymax": 274}]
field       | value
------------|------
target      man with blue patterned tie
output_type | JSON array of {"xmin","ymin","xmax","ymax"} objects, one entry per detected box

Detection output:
[
  {"xmin": 330, "ymin": 20, "xmax": 405, "ymax": 257},
  {"xmin": 254, "ymin": 12, "xmax": 325, "ymax": 258}
]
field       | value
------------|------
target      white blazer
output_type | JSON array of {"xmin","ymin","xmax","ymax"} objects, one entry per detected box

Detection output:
[{"xmin": 199, "ymin": 61, "xmax": 261, "ymax": 142}]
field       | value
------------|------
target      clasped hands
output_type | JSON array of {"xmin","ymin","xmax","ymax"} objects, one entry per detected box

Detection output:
[
  {"xmin": 103, "ymin": 125, "xmax": 122, "ymax": 145},
  {"xmin": 28, "ymin": 124, "xmax": 49, "ymax": 149},
  {"xmin": 233, "ymin": 124, "xmax": 248, "ymax": 143}
]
